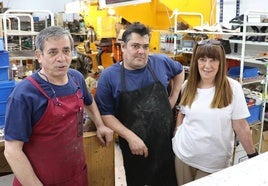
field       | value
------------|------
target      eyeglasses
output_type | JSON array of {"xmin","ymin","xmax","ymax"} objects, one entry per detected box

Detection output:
[{"xmin": 197, "ymin": 39, "xmax": 221, "ymax": 46}]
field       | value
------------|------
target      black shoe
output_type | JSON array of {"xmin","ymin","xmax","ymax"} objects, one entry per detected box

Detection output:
[
  {"xmin": 247, "ymin": 36, "xmax": 258, "ymax": 41},
  {"xmin": 229, "ymin": 14, "xmax": 244, "ymax": 24},
  {"xmin": 251, "ymin": 26, "xmax": 259, "ymax": 33},
  {"xmin": 258, "ymin": 26, "xmax": 267, "ymax": 42},
  {"xmin": 260, "ymin": 26, "xmax": 267, "ymax": 32},
  {"xmin": 250, "ymin": 26, "xmax": 259, "ymax": 41},
  {"xmin": 229, "ymin": 35, "xmax": 238, "ymax": 40}
]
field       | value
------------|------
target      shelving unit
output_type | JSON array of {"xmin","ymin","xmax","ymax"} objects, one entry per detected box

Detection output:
[
  {"xmin": 1, "ymin": 10, "xmax": 54, "ymax": 77},
  {"xmin": 2, "ymin": 9, "xmax": 54, "ymax": 60},
  {"xmin": 236, "ymin": 10, "xmax": 268, "ymax": 156},
  {"xmin": 172, "ymin": 10, "xmax": 268, "ymax": 159}
]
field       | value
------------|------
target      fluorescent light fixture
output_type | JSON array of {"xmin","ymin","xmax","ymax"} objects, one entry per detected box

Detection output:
[
  {"xmin": 65, "ymin": 1, "xmax": 86, "ymax": 14},
  {"xmin": 99, "ymin": 0, "xmax": 151, "ymax": 9}
]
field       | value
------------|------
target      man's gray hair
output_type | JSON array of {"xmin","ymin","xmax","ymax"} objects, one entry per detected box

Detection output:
[{"xmin": 35, "ymin": 26, "xmax": 74, "ymax": 53}]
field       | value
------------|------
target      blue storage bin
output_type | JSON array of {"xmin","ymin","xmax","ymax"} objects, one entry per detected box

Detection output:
[
  {"xmin": 0, "ymin": 115, "xmax": 5, "ymax": 128},
  {"xmin": 0, "ymin": 50, "xmax": 9, "ymax": 66},
  {"xmin": 247, "ymin": 104, "xmax": 261, "ymax": 124},
  {"xmin": 228, "ymin": 66, "xmax": 259, "ymax": 78},
  {"xmin": 0, "ymin": 38, "xmax": 4, "ymax": 51},
  {"xmin": 0, "ymin": 66, "xmax": 10, "ymax": 81},
  {"xmin": 0, "ymin": 80, "xmax": 15, "ymax": 102},
  {"xmin": 0, "ymin": 101, "xmax": 7, "ymax": 115}
]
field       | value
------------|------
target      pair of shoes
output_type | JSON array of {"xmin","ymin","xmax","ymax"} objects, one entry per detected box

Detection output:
[
  {"xmin": 246, "ymin": 26, "xmax": 267, "ymax": 42},
  {"xmin": 258, "ymin": 26, "xmax": 267, "ymax": 42},
  {"xmin": 221, "ymin": 22, "xmax": 241, "ymax": 31},
  {"xmin": 221, "ymin": 23, "xmax": 241, "ymax": 33},
  {"xmin": 204, "ymin": 23, "xmax": 222, "ymax": 32},
  {"xmin": 229, "ymin": 14, "xmax": 244, "ymax": 24},
  {"xmin": 193, "ymin": 23, "xmax": 221, "ymax": 32},
  {"xmin": 246, "ymin": 26, "xmax": 259, "ymax": 41},
  {"xmin": 187, "ymin": 33, "xmax": 208, "ymax": 39},
  {"xmin": 193, "ymin": 23, "xmax": 209, "ymax": 31}
]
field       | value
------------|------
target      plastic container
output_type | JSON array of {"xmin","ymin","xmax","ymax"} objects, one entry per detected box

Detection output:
[
  {"xmin": 0, "ymin": 101, "xmax": 7, "ymax": 115},
  {"xmin": 0, "ymin": 80, "xmax": 15, "ymax": 102},
  {"xmin": 0, "ymin": 66, "xmax": 10, "ymax": 81},
  {"xmin": 0, "ymin": 50, "xmax": 9, "ymax": 66},
  {"xmin": 247, "ymin": 104, "xmax": 261, "ymax": 124},
  {"xmin": 228, "ymin": 66, "xmax": 259, "ymax": 78},
  {"xmin": 33, "ymin": 16, "xmax": 39, "ymax": 22}
]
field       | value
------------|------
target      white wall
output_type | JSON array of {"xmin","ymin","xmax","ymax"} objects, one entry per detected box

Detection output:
[
  {"xmin": 1, "ymin": 0, "xmax": 81, "ymax": 21},
  {"xmin": 2, "ymin": 0, "xmax": 72, "ymax": 13},
  {"xmin": 216, "ymin": 0, "xmax": 268, "ymax": 23}
]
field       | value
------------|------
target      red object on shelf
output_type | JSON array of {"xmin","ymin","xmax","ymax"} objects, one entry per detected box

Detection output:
[{"xmin": 227, "ymin": 59, "xmax": 240, "ymax": 71}]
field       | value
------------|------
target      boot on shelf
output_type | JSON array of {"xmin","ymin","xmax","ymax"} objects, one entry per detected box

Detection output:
[
  {"xmin": 246, "ymin": 26, "xmax": 259, "ymax": 41},
  {"xmin": 258, "ymin": 26, "xmax": 267, "ymax": 42}
]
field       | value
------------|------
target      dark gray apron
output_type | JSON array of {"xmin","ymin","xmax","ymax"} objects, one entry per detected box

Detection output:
[{"xmin": 117, "ymin": 62, "xmax": 177, "ymax": 186}]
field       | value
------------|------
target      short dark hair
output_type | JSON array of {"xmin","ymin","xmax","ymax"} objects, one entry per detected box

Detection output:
[{"xmin": 122, "ymin": 22, "xmax": 151, "ymax": 43}]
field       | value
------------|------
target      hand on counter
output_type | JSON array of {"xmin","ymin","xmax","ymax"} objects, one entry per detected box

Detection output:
[{"xmin": 96, "ymin": 125, "xmax": 114, "ymax": 147}]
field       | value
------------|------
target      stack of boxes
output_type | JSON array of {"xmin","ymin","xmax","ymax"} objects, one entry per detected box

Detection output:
[{"xmin": 0, "ymin": 50, "xmax": 15, "ymax": 128}]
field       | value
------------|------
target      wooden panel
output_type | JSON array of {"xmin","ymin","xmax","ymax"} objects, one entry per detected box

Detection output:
[
  {"xmin": 0, "ymin": 146, "xmax": 12, "ymax": 173},
  {"xmin": 83, "ymin": 132, "xmax": 115, "ymax": 186}
]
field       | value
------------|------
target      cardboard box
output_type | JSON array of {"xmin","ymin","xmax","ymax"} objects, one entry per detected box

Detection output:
[
  {"xmin": 247, "ymin": 105, "xmax": 261, "ymax": 124},
  {"xmin": 261, "ymin": 131, "xmax": 268, "ymax": 153},
  {"xmin": 251, "ymin": 124, "xmax": 261, "ymax": 145}
]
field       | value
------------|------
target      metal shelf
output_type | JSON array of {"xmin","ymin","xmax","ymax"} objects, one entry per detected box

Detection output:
[
  {"xmin": 9, "ymin": 50, "xmax": 35, "ymax": 60},
  {"xmin": 5, "ymin": 30, "xmax": 38, "ymax": 36},
  {"xmin": 2, "ymin": 9, "xmax": 54, "ymax": 57}
]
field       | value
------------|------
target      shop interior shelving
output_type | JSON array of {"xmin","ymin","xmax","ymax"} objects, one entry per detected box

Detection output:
[{"xmin": 2, "ymin": 9, "xmax": 54, "ymax": 61}]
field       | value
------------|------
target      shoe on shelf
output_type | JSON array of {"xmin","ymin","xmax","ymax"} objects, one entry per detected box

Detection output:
[
  {"xmin": 246, "ymin": 36, "xmax": 259, "ymax": 41},
  {"xmin": 221, "ymin": 23, "xmax": 241, "ymax": 33},
  {"xmin": 258, "ymin": 26, "xmax": 267, "ymax": 42},
  {"xmin": 229, "ymin": 35, "xmax": 242, "ymax": 40},
  {"xmin": 229, "ymin": 14, "xmax": 244, "ymax": 24},
  {"xmin": 247, "ymin": 26, "xmax": 259, "ymax": 41},
  {"xmin": 251, "ymin": 26, "xmax": 259, "ymax": 32},
  {"xmin": 193, "ymin": 23, "xmax": 222, "ymax": 32},
  {"xmin": 203, "ymin": 23, "xmax": 222, "ymax": 32},
  {"xmin": 193, "ymin": 23, "xmax": 209, "ymax": 31}
]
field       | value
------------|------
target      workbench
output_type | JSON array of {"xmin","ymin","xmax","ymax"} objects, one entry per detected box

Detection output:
[{"xmin": 184, "ymin": 151, "xmax": 268, "ymax": 186}]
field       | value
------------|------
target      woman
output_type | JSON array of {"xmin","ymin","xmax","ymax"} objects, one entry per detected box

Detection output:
[{"xmin": 172, "ymin": 39, "xmax": 258, "ymax": 185}]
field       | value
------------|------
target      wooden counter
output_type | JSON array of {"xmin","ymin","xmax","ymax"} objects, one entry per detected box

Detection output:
[
  {"xmin": 83, "ymin": 132, "xmax": 115, "ymax": 186},
  {"xmin": 0, "ymin": 141, "xmax": 12, "ymax": 173},
  {"xmin": 0, "ymin": 140, "xmax": 4, "ymax": 148}
]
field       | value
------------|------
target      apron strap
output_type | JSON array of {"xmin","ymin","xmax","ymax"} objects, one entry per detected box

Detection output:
[{"xmin": 27, "ymin": 76, "xmax": 50, "ymax": 99}]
